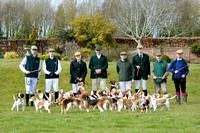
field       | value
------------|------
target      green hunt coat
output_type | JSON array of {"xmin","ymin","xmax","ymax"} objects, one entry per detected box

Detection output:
[
  {"xmin": 25, "ymin": 54, "xmax": 40, "ymax": 78},
  {"xmin": 116, "ymin": 59, "xmax": 132, "ymax": 81},
  {"xmin": 70, "ymin": 60, "xmax": 87, "ymax": 83},
  {"xmin": 151, "ymin": 59, "xmax": 169, "ymax": 83},
  {"xmin": 132, "ymin": 53, "xmax": 150, "ymax": 80},
  {"xmin": 89, "ymin": 54, "xmax": 108, "ymax": 79}
]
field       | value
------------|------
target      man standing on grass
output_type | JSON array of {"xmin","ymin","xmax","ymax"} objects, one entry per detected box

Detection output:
[
  {"xmin": 70, "ymin": 52, "xmax": 87, "ymax": 96},
  {"xmin": 43, "ymin": 48, "xmax": 62, "ymax": 102},
  {"xmin": 168, "ymin": 50, "xmax": 189, "ymax": 105},
  {"xmin": 151, "ymin": 52, "xmax": 169, "ymax": 94},
  {"xmin": 19, "ymin": 45, "xmax": 41, "ymax": 107},
  {"xmin": 116, "ymin": 51, "xmax": 132, "ymax": 93},
  {"xmin": 89, "ymin": 46, "xmax": 108, "ymax": 94},
  {"xmin": 132, "ymin": 45, "xmax": 150, "ymax": 96}
]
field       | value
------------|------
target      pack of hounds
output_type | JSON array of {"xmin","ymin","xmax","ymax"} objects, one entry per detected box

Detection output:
[{"xmin": 11, "ymin": 80, "xmax": 176, "ymax": 114}]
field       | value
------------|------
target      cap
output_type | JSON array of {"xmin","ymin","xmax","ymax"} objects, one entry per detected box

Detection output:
[
  {"xmin": 137, "ymin": 45, "xmax": 143, "ymax": 49},
  {"xmin": 176, "ymin": 50, "xmax": 183, "ymax": 54},
  {"xmin": 31, "ymin": 45, "xmax": 38, "ymax": 50},
  {"xmin": 120, "ymin": 51, "xmax": 127, "ymax": 55},
  {"xmin": 156, "ymin": 52, "xmax": 162, "ymax": 56},
  {"xmin": 95, "ymin": 46, "xmax": 102, "ymax": 51},
  {"xmin": 75, "ymin": 52, "xmax": 81, "ymax": 56},
  {"xmin": 48, "ymin": 48, "xmax": 55, "ymax": 52}
]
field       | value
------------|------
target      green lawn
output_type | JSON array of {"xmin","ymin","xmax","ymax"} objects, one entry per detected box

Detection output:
[{"xmin": 0, "ymin": 59, "xmax": 200, "ymax": 133}]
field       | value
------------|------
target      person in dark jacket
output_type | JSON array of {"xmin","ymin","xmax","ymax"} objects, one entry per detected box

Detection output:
[
  {"xmin": 89, "ymin": 46, "xmax": 108, "ymax": 93},
  {"xmin": 70, "ymin": 52, "xmax": 87, "ymax": 96},
  {"xmin": 19, "ymin": 45, "xmax": 41, "ymax": 106},
  {"xmin": 116, "ymin": 51, "xmax": 132, "ymax": 93},
  {"xmin": 151, "ymin": 52, "xmax": 169, "ymax": 94},
  {"xmin": 168, "ymin": 50, "xmax": 189, "ymax": 105},
  {"xmin": 43, "ymin": 48, "xmax": 62, "ymax": 101},
  {"xmin": 132, "ymin": 45, "xmax": 150, "ymax": 96}
]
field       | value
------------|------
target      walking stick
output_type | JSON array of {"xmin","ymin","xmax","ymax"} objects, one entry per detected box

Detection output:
[
  {"xmin": 29, "ymin": 69, "xmax": 41, "ymax": 74},
  {"xmin": 175, "ymin": 65, "xmax": 189, "ymax": 76}
]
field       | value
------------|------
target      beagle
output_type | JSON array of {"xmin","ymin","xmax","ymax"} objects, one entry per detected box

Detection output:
[
  {"xmin": 36, "ymin": 89, "xmax": 45, "ymax": 100},
  {"xmin": 29, "ymin": 96, "xmax": 51, "ymax": 113},
  {"xmin": 109, "ymin": 79, "xmax": 119, "ymax": 91},
  {"xmin": 11, "ymin": 93, "xmax": 24, "ymax": 111}
]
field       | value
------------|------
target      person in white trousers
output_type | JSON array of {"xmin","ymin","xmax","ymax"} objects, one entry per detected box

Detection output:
[
  {"xmin": 43, "ymin": 48, "xmax": 61, "ymax": 101},
  {"xmin": 19, "ymin": 45, "xmax": 41, "ymax": 106}
]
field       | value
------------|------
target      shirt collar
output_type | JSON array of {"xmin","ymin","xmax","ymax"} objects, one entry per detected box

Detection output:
[
  {"xmin": 177, "ymin": 58, "xmax": 182, "ymax": 60},
  {"xmin": 96, "ymin": 54, "xmax": 101, "ymax": 58},
  {"xmin": 49, "ymin": 56, "xmax": 54, "ymax": 60}
]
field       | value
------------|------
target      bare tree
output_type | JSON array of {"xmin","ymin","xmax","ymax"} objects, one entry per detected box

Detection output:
[{"xmin": 112, "ymin": 0, "xmax": 178, "ymax": 45}]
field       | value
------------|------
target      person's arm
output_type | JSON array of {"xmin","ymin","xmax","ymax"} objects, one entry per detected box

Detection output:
[
  {"xmin": 89, "ymin": 56, "xmax": 95, "ymax": 71},
  {"xmin": 19, "ymin": 57, "xmax": 27, "ymax": 73},
  {"xmin": 147, "ymin": 55, "xmax": 150, "ymax": 75},
  {"xmin": 55, "ymin": 60, "xmax": 62, "ymax": 75},
  {"xmin": 43, "ymin": 60, "xmax": 51, "ymax": 75},
  {"xmin": 80, "ymin": 62, "xmax": 87, "ymax": 79},
  {"xmin": 151, "ymin": 63, "xmax": 155, "ymax": 77},
  {"xmin": 183, "ymin": 62, "xmax": 189, "ymax": 76},
  {"xmin": 37, "ymin": 59, "xmax": 41, "ymax": 79},
  {"xmin": 116, "ymin": 62, "xmax": 119, "ymax": 74},
  {"xmin": 168, "ymin": 61, "xmax": 175, "ymax": 73},
  {"xmin": 163, "ymin": 63, "xmax": 169, "ymax": 77},
  {"xmin": 132, "ymin": 57, "xmax": 135, "ymax": 79},
  {"xmin": 70, "ymin": 61, "xmax": 78, "ymax": 79},
  {"xmin": 101, "ymin": 56, "xmax": 108, "ymax": 71}
]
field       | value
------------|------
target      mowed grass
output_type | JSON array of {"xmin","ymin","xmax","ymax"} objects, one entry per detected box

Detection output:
[{"xmin": 0, "ymin": 58, "xmax": 200, "ymax": 133}]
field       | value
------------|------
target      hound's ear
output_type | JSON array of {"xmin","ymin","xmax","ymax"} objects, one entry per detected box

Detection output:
[
  {"xmin": 21, "ymin": 93, "xmax": 24, "ymax": 98},
  {"xmin": 109, "ymin": 81, "xmax": 112, "ymax": 84}
]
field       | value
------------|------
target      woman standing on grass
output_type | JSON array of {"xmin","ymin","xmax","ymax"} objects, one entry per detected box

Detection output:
[{"xmin": 168, "ymin": 50, "xmax": 189, "ymax": 105}]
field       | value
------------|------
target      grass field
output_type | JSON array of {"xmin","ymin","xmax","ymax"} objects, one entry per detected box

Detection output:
[{"xmin": 0, "ymin": 58, "xmax": 200, "ymax": 133}]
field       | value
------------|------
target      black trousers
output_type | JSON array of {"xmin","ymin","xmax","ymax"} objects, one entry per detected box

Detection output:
[{"xmin": 174, "ymin": 78, "xmax": 186, "ymax": 93}]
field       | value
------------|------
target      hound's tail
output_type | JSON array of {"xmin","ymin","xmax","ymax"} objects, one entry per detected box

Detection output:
[
  {"xmin": 169, "ymin": 95, "xmax": 177, "ymax": 100},
  {"xmin": 13, "ymin": 95, "xmax": 16, "ymax": 101}
]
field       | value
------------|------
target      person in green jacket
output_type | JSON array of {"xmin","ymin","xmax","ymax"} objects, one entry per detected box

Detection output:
[
  {"xmin": 70, "ymin": 52, "xmax": 87, "ymax": 96},
  {"xmin": 19, "ymin": 45, "xmax": 41, "ymax": 106},
  {"xmin": 151, "ymin": 52, "xmax": 169, "ymax": 94},
  {"xmin": 132, "ymin": 45, "xmax": 150, "ymax": 96},
  {"xmin": 116, "ymin": 51, "xmax": 132, "ymax": 93},
  {"xmin": 89, "ymin": 46, "xmax": 108, "ymax": 94}
]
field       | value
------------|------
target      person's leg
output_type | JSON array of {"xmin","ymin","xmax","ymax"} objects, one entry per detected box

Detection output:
[
  {"xmin": 92, "ymin": 78, "xmax": 99, "ymax": 95},
  {"xmin": 174, "ymin": 78, "xmax": 181, "ymax": 105},
  {"xmin": 125, "ymin": 81, "xmax": 132, "ymax": 92},
  {"xmin": 30, "ymin": 78, "xmax": 38, "ymax": 106},
  {"xmin": 161, "ymin": 82, "xmax": 167, "ymax": 94},
  {"xmin": 180, "ymin": 80, "xmax": 187, "ymax": 105},
  {"xmin": 100, "ymin": 78, "xmax": 106, "ymax": 90},
  {"xmin": 119, "ymin": 82, "xmax": 126, "ymax": 93},
  {"xmin": 135, "ymin": 80, "xmax": 141, "ymax": 93},
  {"xmin": 25, "ymin": 77, "xmax": 31, "ymax": 107},
  {"xmin": 72, "ymin": 84, "xmax": 77, "ymax": 95},
  {"xmin": 142, "ymin": 79, "xmax": 147, "ymax": 96},
  {"xmin": 155, "ymin": 83, "xmax": 161, "ymax": 94},
  {"xmin": 45, "ymin": 79, "xmax": 53, "ymax": 100},
  {"xmin": 53, "ymin": 78, "xmax": 59, "ymax": 102}
]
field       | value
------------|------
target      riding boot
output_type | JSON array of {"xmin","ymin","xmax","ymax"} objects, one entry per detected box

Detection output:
[
  {"xmin": 30, "ymin": 94, "xmax": 34, "ymax": 106},
  {"xmin": 55, "ymin": 91, "xmax": 58, "ymax": 102},
  {"xmin": 143, "ymin": 90, "xmax": 147, "ymax": 96},
  {"xmin": 94, "ymin": 91, "xmax": 97, "ymax": 95},
  {"xmin": 45, "ymin": 92, "xmax": 49, "ymax": 100},
  {"xmin": 183, "ymin": 95, "xmax": 187, "ymax": 105},
  {"xmin": 176, "ymin": 96, "xmax": 181, "ymax": 105},
  {"xmin": 26, "ymin": 94, "xmax": 29, "ymax": 107},
  {"xmin": 73, "ymin": 93, "xmax": 77, "ymax": 96},
  {"xmin": 135, "ymin": 89, "xmax": 139, "ymax": 93}
]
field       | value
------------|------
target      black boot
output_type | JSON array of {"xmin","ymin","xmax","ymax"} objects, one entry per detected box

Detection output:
[
  {"xmin": 55, "ymin": 91, "xmax": 58, "ymax": 102},
  {"xmin": 94, "ymin": 91, "xmax": 97, "ymax": 95},
  {"xmin": 183, "ymin": 95, "xmax": 187, "ymax": 105},
  {"xmin": 30, "ymin": 94, "xmax": 34, "ymax": 106},
  {"xmin": 73, "ymin": 93, "xmax": 77, "ymax": 96},
  {"xmin": 26, "ymin": 94, "xmax": 29, "ymax": 107},
  {"xmin": 143, "ymin": 90, "xmax": 147, "ymax": 96},
  {"xmin": 176, "ymin": 96, "xmax": 181, "ymax": 105},
  {"xmin": 45, "ymin": 92, "xmax": 49, "ymax": 100},
  {"xmin": 135, "ymin": 89, "xmax": 139, "ymax": 93}
]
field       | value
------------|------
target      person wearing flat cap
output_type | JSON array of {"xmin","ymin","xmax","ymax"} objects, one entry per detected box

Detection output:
[
  {"xmin": 70, "ymin": 52, "xmax": 87, "ymax": 96},
  {"xmin": 116, "ymin": 51, "xmax": 132, "ymax": 93},
  {"xmin": 43, "ymin": 48, "xmax": 62, "ymax": 101},
  {"xmin": 151, "ymin": 52, "xmax": 169, "ymax": 94},
  {"xmin": 168, "ymin": 50, "xmax": 189, "ymax": 105},
  {"xmin": 131, "ymin": 45, "xmax": 150, "ymax": 96},
  {"xmin": 89, "ymin": 46, "xmax": 108, "ymax": 94},
  {"xmin": 19, "ymin": 45, "xmax": 41, "ymax": 107}
]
